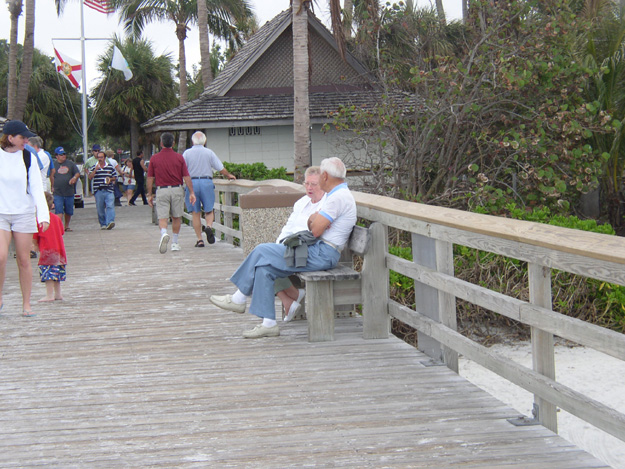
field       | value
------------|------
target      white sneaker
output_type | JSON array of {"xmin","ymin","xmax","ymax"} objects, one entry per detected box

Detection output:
[
  {"xmin": 209, "ymin": 294, "xmax": 246, "ymax": 313},
  {"xmin": 296, "ymin": 288, "xmax": 306, "ymax": 303},
  {"xmin": 242, "ymin": 324, "xmax": 280, "ymax": 338},
  {"xmin": 159, "ymin": 233, "xmax": 170, "ymax": 254},
  {"xmin": 171, "ymin": 243, "xmax": 181, "ymax": 251},
  {"xmin": 283, "ymin": 300, "xmax": 302, "ymax": 323}
]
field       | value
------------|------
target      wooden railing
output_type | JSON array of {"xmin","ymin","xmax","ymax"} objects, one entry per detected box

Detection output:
[{"xmin": 213, "ymin": 179, "xmax": 625, "ymax": 444}]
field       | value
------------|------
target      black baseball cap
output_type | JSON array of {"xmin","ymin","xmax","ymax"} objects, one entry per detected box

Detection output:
[{"xmin": 2, "ymin": 120, "xmax": 36, "ymax": 138}]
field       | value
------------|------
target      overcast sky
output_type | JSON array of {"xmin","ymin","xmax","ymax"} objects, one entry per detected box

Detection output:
[{"xmin": 0, "ymin": 0, "xmax": 461, "ymax": 93}]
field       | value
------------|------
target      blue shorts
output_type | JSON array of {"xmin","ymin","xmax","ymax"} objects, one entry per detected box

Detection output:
[
  {"xmin": 123, "ymin": 184, "xmax": 136, "ymax": 191},
  {"xmin": 185, "ymin": 178, "xmax": 215, "ymax": 213},
  {"xmin": 54, "ymin": 195, "xmax": 74, "ymax": 216},
  {"xmin": 39, "ymin": 265, "xmax": 67, "ymax": 282}
]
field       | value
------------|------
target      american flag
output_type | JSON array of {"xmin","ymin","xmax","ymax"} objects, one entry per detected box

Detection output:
[{"xmin": 83, "ymin": 0, "xmax": 114, "ymax": 14}]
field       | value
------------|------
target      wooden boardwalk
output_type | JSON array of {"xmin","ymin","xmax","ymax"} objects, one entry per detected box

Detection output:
[{"xmin": 0, "ymin": 201, "xmax": 607, "ymax": 467}]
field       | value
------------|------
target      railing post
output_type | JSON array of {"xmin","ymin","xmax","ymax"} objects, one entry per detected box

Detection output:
[
  {"xmin": 529, "ymin": 263, "xmax": 558, "ymax": 433},
  {"xmin": 224, "ymin": 191, "xmax": 234, "ymax": 245},
  {"xmin": 436, "ymin": 239, "xmax": 458, "ymax": 373},
  {"xmin": 362, "ymin": 222, "xmax": 389, "ymax": 339},
  {"xmin": 413, "ymin": 234, "xmax": 457, "ymax": 370}
]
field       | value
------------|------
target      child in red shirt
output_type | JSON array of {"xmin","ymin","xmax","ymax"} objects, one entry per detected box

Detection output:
[{"xmin": 33, "ymin": 193, "xmax": 67, "ymax": 302}]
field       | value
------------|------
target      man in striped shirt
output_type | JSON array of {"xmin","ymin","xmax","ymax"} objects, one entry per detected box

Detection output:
[{"xmin": 88, "ymin": 151, "xmax": 117, "ymax": 230}]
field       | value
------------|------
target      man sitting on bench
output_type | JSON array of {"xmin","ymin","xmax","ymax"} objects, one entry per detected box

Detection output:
[{"xmin": 209, "ymin": 157, "xmax": 357, "ymax": 339}]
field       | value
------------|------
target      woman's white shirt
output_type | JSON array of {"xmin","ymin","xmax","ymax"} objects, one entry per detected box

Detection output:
[{"xmin": 0, "ymin": 148, "xmax": 50, "ymax": 224}]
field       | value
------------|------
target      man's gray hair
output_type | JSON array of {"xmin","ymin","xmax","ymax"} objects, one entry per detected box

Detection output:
[
  {"xmin": 320, "ymin": 157, "xmax": 346, "ymax": 179},
  {"xmin": 191, "ymin": 131, "xmax": 207, "ymax": 146},
  {"xmin": 29, "ymin": 136, "xmax": 43, "ymax": 148},
  {"xmin": 161, "ymin": 132, "xmax": 174, "ymax": 148},
  {"xmin": 304, "ymin": 166, "xmax": 320, "ymax": 177}
]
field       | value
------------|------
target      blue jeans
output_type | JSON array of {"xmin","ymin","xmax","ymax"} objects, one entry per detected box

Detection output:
[
  {"xmin": 229, "ymin": 242, "xmax": 340, "ymax": 320},
  {"xmin": 94, "ymin": 190, "xmax": 115, "ymax": 227}
]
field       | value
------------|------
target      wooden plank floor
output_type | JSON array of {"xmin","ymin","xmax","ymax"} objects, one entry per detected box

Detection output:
[{"xmin": 0, "ymin": 201, "xmax": 607, "ymax": 467}]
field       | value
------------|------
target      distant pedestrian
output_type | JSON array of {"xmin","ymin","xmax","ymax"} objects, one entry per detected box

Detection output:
[
  {"xmin": 121, "ymin": 158, "xmax": 135, "ymax": 204},
  {"xmin": 129, "ymin": 150, "xmax": 148, "ymax": 205},
  {"xmin": 105, "ymin": 149, "xmax": 124, "ymax": 206},
  {"xmin": 183, "ymin": 131, "xmax": 236, "ymax": 247},
  {"xmin": 0, "ymin": 120, "xmax": 50, "ymax": 317},
  {"xmin": 27, "ymin": 136, "xmax": 53, "ymax": 192},
  {"xmin": 50, "ymin": 146, "xmax": 80, "ymax": 231},
  {"xmin": 147, "ymin": 132, "xmax": 195, "ymax": 253},
  {"xmin": 88, "ymin": 151, "xmax": 117, "ymax": 230},
  {"xmin": 34, "ymin": 192, "xmax": 66, "ymax": 302}
]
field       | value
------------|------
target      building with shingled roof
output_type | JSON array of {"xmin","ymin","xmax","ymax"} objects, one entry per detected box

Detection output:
[{"xmin": 142, "ymin": 9, "xmax": 392, "ymax": 171}]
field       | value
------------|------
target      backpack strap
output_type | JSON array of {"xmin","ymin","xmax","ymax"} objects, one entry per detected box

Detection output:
[{"xmin": 22, "ymin": 149, "xmax": 31, "ymax": 193}]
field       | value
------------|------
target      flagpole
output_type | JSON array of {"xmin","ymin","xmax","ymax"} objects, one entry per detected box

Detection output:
[{"xmin": 80, "ymin": 0, "xmax": 88, "ymax": 195}]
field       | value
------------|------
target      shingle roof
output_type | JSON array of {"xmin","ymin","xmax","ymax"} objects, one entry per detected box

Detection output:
[
  {"xmin": 143, "ymin": 91, "xmax": 413, "ymax": 131},
  {"xmin": 142, "ymin": 9, "xmax": 381, "ymax": 132},
  {"xmin": 202, "ymin": 9, "xmax": 292, "ymax": 97}
]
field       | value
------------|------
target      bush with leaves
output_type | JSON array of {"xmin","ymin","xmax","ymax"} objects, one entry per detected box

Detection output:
[
  {"xmin": 223, "ymin": 162, "xmax": 291, "ymax": 181},
  {"xmin": 330, "ymin": 0, "xmax": 615, "ymax": 215}
]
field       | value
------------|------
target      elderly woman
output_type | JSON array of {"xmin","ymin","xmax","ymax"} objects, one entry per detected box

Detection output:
[{"xmin": 0, "ymin": 120, "xmax": 50, "ymax": 317}]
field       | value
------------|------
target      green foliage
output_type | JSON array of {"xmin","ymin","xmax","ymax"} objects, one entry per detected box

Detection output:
[
  {"xmin": 336, "ymin": 0, "xmax": 614, "ymax": 216},
  {"xmin": 0, "ymin": 40, "xmax": 82, "ymax": 149},
  {"xmin": 223, "ymin": 162, "xmax": 292, "ymax": 181},
  {"xmin": 388, "ymin": 208, "xmax": 625, "ymax": 338}
]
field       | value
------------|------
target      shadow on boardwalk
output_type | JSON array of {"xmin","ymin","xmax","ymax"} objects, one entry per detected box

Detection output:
[{"xmin": 0, "ymin": 202, "xmax": 606, "ymax": 467}]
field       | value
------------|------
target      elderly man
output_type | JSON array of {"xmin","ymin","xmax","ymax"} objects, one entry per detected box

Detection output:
[
  {"xmin": 183, "ymin": 131, "xmax": 236, "ymax": 247},
  {"xmin": 147, "ymin": 132, "xmax": 196, "ymax": 253},
  {"xmin": 50, "ymin": 147, "xmax": 80, "ymax": 231},
  {"xmin": 210, "ymin": 157, "xmax": 356, "ymax": 339}
]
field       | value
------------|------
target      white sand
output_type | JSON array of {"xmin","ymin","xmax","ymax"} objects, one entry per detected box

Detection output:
[{"xmin": 459, "ymin": 342, "xmax": 625, "ymax": 468}]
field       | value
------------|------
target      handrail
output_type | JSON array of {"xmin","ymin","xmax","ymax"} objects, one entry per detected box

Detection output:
[{"xmin": 214, "ymin": 179, "xmax": 625, "ymax": 443}]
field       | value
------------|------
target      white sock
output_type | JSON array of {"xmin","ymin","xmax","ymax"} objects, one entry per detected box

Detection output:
[
  {"xmin": 172, "ymin": 233, "xmax": 179, "ymax": 243},
  {"xmin": 160, "ymin": 228, "xmax": 168, "ymax": 236},
  {"xmin": 262, "ymin": 318, "xmax": 277, "ymax": 328},
  {"xmin": 231, "ymin": 289, "xmax": 248, "ymax": 304}
]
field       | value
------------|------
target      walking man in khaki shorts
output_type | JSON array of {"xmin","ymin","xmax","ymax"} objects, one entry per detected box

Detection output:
[{"xmin": 146, "ymin": 132, "xmax": 196, "ymax": 253}]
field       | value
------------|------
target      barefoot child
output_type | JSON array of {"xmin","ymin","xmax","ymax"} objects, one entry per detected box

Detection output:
[{"xmin": 33, "ymin": 192, "xmax": 66, "ymax": 302}]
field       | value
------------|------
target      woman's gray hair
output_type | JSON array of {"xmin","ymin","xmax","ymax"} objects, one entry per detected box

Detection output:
[
  {"xmin": 320, "ymin": 157, "xmax": 346, "ymax": 179},
  {"xmin": 191, "ymin": 131, "xmax": 207, "ymax": 146},
  {"xmin": 304, "ymin": 166, "xmax": 320, "ymax": 177}
]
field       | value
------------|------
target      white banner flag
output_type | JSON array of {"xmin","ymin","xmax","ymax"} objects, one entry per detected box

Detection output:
[{"xmin": 111, "ymin": 46, "xmax": 133, "ymax": 81}]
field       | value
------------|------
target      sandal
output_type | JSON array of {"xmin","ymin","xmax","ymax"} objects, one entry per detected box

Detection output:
[
  {"xmin": 22, "ymin": 310, "xmax": 36, "ymax": 317},
  {"xmin": 195, "ymin": 240, "xmax": 205, "ymax": 248}
]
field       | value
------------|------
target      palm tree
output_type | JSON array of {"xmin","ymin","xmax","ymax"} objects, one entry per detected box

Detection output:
[
  {"xmin": 292, "ymin": 0, "xmax": 310, "ymax": 183},
  {"xmin": 91, "ymin": 37, "xmax": 178, "ymax": 156},
  {"xmin": 6, "ymin": 0, "xmax": 22, "ymax": 118},
  {"xmin": 197, "ymin": 0, "xmax": 254, "ymax": 88},
  {"xmin": 14, "ymin": 0, "xmax": 36, "ymax": 120}
]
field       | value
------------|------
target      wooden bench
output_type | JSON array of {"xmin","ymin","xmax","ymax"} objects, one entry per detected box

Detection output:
[{"xmin": 296, "ymin": 225, "xmax": 372, "ymax": 342}]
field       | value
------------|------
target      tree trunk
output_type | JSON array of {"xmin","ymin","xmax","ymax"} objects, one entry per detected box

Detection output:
[
  {"xmin": 435, "ymin": 0, "xmax": 446, "ymax": 25},
  {"xmin": 343, "ymin": 0, "xmax": 353, "ymax": 39},
  {"xmin": 14, "ymin": 0, "xmax": 35, "ymax": 121},
  {"xmin": 292, "ymin": 0, "xmax": 310, "ymax": 184},
  {"xmin": 197, "ymin": 0, "xmax": 213, "ymax": 88},
  {"xmin": 7, "ymin": 0, "xmax": 22, "ymax": 119},
  {"xmin": 462, "ymin": 0, "xmax": 469, "ymax": 23},
  {"xmin": 130, "ymin": 119, "xmax": 140, "ymax": 158},
  {"xmin": 176, "ymin": 23, "xmax": 188, "ymax": 152}
]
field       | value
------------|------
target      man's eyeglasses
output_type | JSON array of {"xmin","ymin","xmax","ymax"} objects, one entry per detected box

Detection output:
[{"xmin": 304, "ymin": 182, "xmax": 319, "ymax": 187}]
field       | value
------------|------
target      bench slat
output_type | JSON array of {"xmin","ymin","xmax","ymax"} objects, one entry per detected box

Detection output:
[{"xmin": 298, "ymin": 265, "xmax": 361, "ymax": 281}]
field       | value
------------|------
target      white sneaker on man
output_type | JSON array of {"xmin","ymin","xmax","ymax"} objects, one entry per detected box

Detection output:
[
  {"xmin": 209, "ymin": 294, "xmax": 246, "ymax": 313},
  {"xmin": 159, "ymin": 233, "xmax": 170, "ymax": 254},
  {"xmin": 171, "ymin": 243, "xmax": 181, "ymax": 251},
  {"xmin": 242, "ymin": 324, "xmax": 280, "ymax": 338}
]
